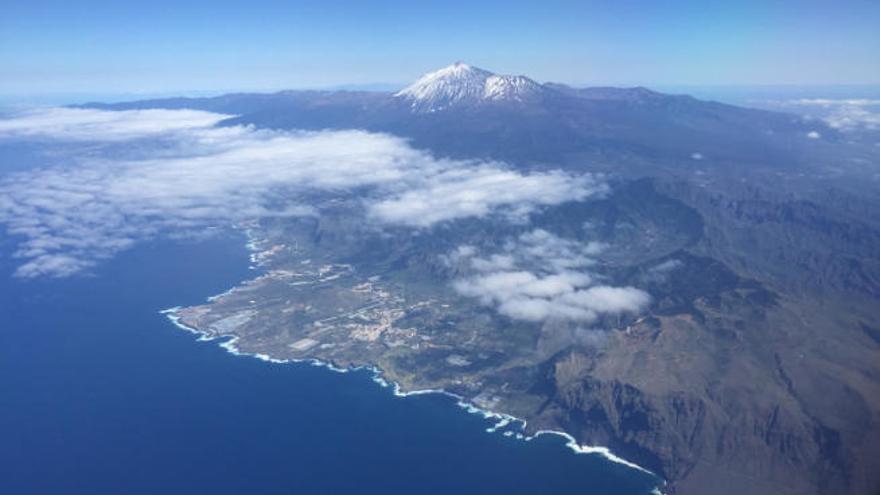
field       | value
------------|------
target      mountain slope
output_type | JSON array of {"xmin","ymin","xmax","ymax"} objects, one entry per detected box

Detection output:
[{"xmin": 86, "ymin": 62, "xmax": 829, "ymax": 167}]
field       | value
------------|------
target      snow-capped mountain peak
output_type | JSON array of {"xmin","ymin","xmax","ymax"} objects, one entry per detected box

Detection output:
[
  {"xmin": 395, "ymin": 63, "xmax": 544, "ymax": 112},
  {"xmin": 483, "ymin": 74, "xmax": 542, "ymax": 101}
]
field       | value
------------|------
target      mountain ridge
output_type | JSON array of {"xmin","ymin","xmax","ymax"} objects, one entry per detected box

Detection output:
[{"xmin": 83, "ymin": 62, "xmax": 832, "ymax": 168}]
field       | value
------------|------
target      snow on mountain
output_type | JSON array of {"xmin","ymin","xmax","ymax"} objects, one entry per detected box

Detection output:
[{"xmin": 395, "ymin": 62, "xmax": 545, "ymax": 112}]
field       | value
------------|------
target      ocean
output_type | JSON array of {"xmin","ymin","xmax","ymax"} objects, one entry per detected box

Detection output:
[{"xmin": 0, "ymin": 233, "xmax": 659, "ymax": 494}]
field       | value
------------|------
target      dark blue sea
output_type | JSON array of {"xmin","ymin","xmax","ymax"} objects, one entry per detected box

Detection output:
[{"xmin": 0, "ymin": 233, "xmax": 659, "ymax": 494}]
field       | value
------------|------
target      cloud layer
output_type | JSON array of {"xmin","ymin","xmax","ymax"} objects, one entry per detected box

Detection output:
[
  {"xmin": 447, "ymin": 230, "xmax": 650, "ymax": 324},
  {"xmin": 0, "ymin": 107, "xmax": 231, "ymax": 141},
  {"xmin": 779, "ymin": 99, "xmax": 880, "ymax": 131},
  {"xmin": 370, "ymin": 167, "xmax": 600, "ymax": 227},
  {"xmin": 0, "ymin": 108, "xmax": 604, "ymax": 277}
]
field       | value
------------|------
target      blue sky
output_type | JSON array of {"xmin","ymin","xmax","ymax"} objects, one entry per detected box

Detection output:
[{"xmin": 2, "ymin": 0, "xmax": 879, "ymax": 97}]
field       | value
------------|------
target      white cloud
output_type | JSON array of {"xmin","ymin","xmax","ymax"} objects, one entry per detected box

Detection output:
[
  {"xmin": 515, "ymin": 228, "xmax": 606, "ymax": 270},
  {"xmin": 780, "ymin": 99, "xmax": 880, "ymax": 131},
  {"xmin": 471, "ymin": 254, "xmax": 516, "ymax": 272},
  {"xmin": 370, "ymin": 168, "xmax": 606, "ymax": 227},
  {"xmin": 448, "ymin": 230, "xmax": 651, "ymax": 324},
  {"xmin": 639, "ymin": 258, "xmax": 683, "ymax": 284},
  {"xmin": 791, "ymin": 99, "xmax": 880, "ymax": 106},
  {"xmin": 806, "ymin": 131, "xmax": 821, "ymax": 139},
  {"xmin": 560, "ymin": 286, "xmax": 651, "ymax": 314},
  {"xmin": 825, "ymin": 106, "xmax": 880, "ymax": 131},
  {"xmin": 0, "ymin": 108, "xmax": 230, "ymax": 141},
  {"xmin": 650, "ymin": 259, "xmax": 682, "ymax": 273},
  {"xmin": 0, "ymin": 108, "xmax": 604, "ymax": 277}
]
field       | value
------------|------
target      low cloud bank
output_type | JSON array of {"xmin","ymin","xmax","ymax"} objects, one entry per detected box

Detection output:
[
  {"xmin": 0, "ymin": 107, "xmax": 230, "ymax": 141},
  {"xmin": 447, "ymin": 230, "xmax": 650, "ymax": 323},
  {"xmin": 781, "ymin": 99, "xmax": 880, "ymax": 131},
  {"xmin": 0, "ymin": 108, "xmax": 604, "ymax": 278},
  {"xmin": 370, "ymin": 167, "xmax": 601, "ymax": 227}
]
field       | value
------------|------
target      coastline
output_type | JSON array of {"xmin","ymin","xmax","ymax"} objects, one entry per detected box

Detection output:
[{"xmin": 160, "ymin": 306, "xmax": 665, "ymax": 490}]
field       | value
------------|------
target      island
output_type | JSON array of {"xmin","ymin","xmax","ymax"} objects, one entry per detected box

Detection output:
[{"xmin": 166, "ymin": 178, "xmax": 880, "ymax": 495}]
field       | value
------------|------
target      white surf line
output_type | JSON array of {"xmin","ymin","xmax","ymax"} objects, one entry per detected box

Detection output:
[
  {"xmin": 241, "ymin": 225, "xmax": 276, "ymax": 271},
  {"xmin": 205, "ymin": 285, "xmax": 240, "ymax": 303},
  {"xmin": 367, "ymin": 362, "xmax": 658, "ymax": 476},
  {"xmin": 160, "ymin": 307, "xmax": 352, "ymax": 373},
  {"xmin": 530, "ymin": 430, "xmax": 652, "ymax": 474},
  {"xmin": 161, "ymin": 307, "xmax": 218, "ymax": 342},
  {"xmin": 160, "ymin": 306, "xmax": 664, "ymax": 486},
  {"xmin": 485, "ymin": 417, "xmax": 510, "ymax": 433}
]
